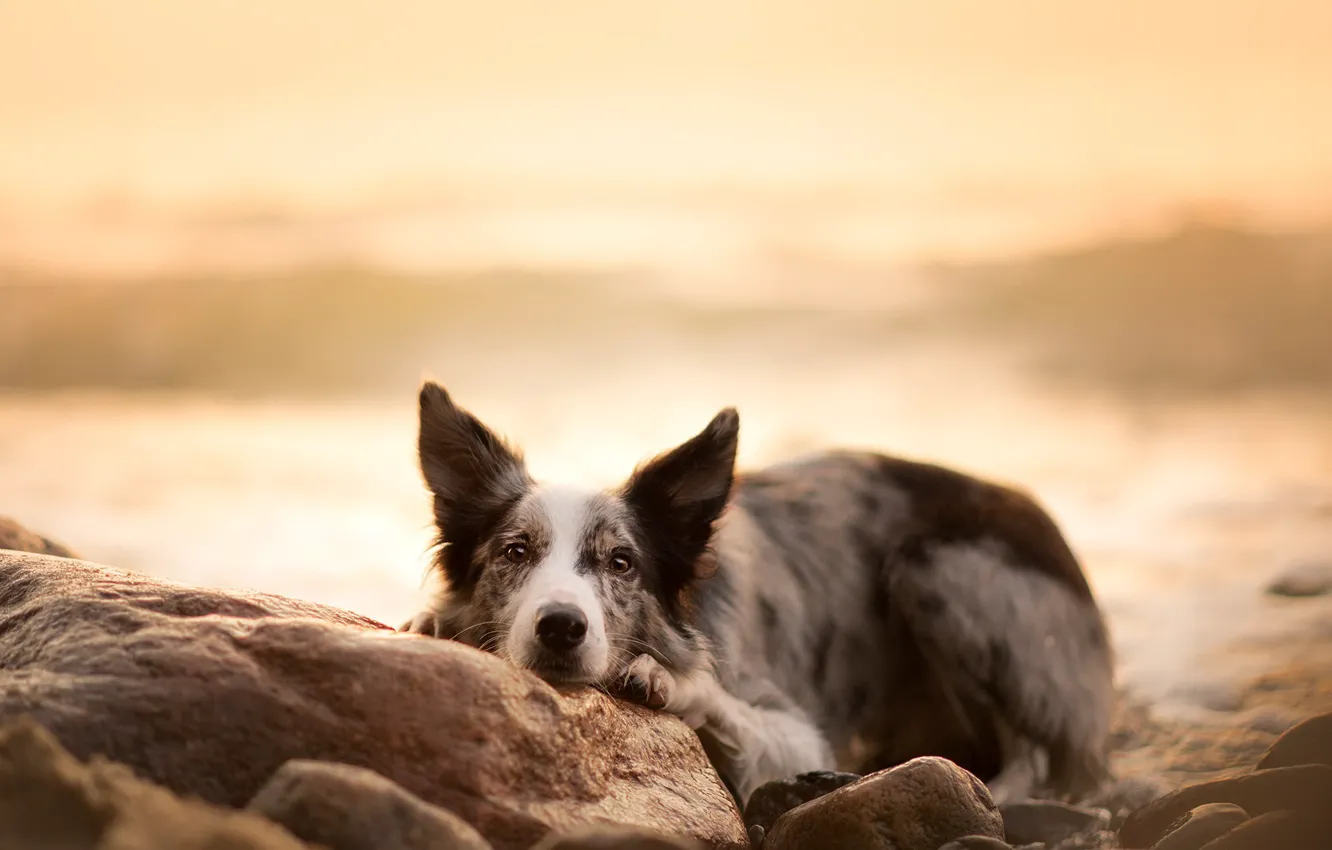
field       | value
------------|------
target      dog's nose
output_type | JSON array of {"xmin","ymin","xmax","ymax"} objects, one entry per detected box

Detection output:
[{"xmin": 535, "ymin": 604, "xmax": 588, "ymax": 652}]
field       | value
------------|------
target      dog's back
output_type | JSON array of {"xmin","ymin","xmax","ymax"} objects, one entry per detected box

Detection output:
[{"xmin": 698, "ymin": 450, "xmax": 1113, "ymax": 800}]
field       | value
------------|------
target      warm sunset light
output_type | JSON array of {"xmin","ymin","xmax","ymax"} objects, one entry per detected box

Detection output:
[{"xmin": 1, "ymin": 5, "xmax": 1329, "ymax": 848}]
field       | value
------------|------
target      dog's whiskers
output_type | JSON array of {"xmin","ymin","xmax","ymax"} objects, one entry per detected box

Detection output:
[{"xmin": 448, "ymin": 620, "xmax": 507, "ymax": 643}]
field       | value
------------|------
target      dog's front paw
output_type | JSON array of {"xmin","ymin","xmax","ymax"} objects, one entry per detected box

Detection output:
[
  {"xmin": 622, "ymin": 653, "xmax": 676, "ymax": 710},
  {"xmin": 398, "ymin": 610, "xmax": 442, "ymax": 637}
]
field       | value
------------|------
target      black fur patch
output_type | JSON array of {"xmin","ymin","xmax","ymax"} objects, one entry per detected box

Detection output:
[
  {"xmin": 879, "ymin": 456, "xmax": 1095, "ymax": 601},
  {"xmin": 811, "ymin": 623, "xmax": 836, "ymax": 686},
  {"xmin": 621, "ymin": 408, "xmax": 739, "ymax": 617},
  {"xmin": 417, "ymin": 383, "xmax": 533, "ymax": 592}
]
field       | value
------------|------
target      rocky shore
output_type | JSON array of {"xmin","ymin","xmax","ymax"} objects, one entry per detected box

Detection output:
[{"xmin": 1, "ymin": 519, "xmax": 1328, "ymax": 850}]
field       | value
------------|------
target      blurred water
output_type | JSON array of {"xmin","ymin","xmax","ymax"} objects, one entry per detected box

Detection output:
[{"xmin": 2, "ymin": 341, "xmax": 1330, "ymax": 714}]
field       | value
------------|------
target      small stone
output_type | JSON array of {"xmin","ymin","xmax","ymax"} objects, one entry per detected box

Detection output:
[
  {"xmin": 1256, "ymin": 710, "xmax": 1332, "ymax": 770},
  {"xmin": 1265, "ymin": 561, "xmax": 1332, "ymax": 598},
  {"xmin": 742, "ymin": 770, "xmax": 862, "ymax": 834},
  {"xmin": 999, "ymin": 800, "xmax": 1109, "ymax": 846},
  {"xmin": 763, "ymin": 757, "xmax": 1004, "ymax": 850},
  {"xmin": 936, "ymin": 837, "xmax": 1015, "ymax": 850},
  {"xmin": 747, "ymin": 823, "xmax": 765, "ymax": 847},
  {"xmin": 1148, "ymin": 803, "xmax": 1249, "ymax": 850},
  {"xmin": 530, "ymin": 826, "xmax": 705, "ymax": 849},
  {"xmin": 247, "ymin": 759, "xmax": 492, "ymax": 850}
]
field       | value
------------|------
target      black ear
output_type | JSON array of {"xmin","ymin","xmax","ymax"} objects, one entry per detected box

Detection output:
[
  {"xmin": 418, "ymin": 382, "xmax": 530, "ymax": 590},
  {"xmin": 622, "ymin": 408, "xmax": 739, "ymax": 608}
]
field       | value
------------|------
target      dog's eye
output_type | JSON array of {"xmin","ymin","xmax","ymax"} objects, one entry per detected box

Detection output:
[
  {"xmin": 608, "ymin": 552, "xmax": 633, "ymax": 574},
  {"xmin": 502, "ymin": 543, "xmax": 528, "ymax": 564}
]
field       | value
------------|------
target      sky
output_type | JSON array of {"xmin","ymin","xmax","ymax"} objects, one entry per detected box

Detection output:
[{"xmin": 3, "ymin": 0, "xmax": 1331, "ymax": 212}]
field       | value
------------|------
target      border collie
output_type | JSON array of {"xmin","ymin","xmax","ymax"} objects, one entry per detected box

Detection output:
[{"xmin": 401, "ymin": 382, "xmax": 1114, "ymax": 805}]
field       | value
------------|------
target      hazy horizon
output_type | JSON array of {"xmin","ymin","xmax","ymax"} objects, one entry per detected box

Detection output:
[{"xmin": 5, "ymin": 1, "xmax": 1332, "ymax": 275}]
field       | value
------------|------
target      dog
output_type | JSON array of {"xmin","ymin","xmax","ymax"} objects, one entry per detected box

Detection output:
[{"xmin": 401, "ymin": 382, "xmax": 1114, "ymax": 805}]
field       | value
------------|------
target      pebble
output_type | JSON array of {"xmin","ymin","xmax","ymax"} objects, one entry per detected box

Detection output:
[{"xmin": 1265, "ymin": 560, "xmax": 1332, "ymax": 598}]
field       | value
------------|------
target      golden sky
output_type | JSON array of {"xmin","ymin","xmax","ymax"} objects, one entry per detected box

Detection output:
[{"xmin": 3, "ymin": 0, "xmax": 1331, "ymax": 212}]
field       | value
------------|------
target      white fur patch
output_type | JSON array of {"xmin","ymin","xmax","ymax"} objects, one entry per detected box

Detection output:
[{"xmin": 502, "ymin": 485, "xmax": 611, "ymax": 681}]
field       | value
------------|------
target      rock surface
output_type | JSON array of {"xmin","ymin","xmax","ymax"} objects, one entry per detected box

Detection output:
[
  {"xmin": 998, "ymin": 799, "xmax": 1110, "ymax": 846},
  {"xmin": 936, "ymin": 838, "xmax": 1014, "ymax": 850},
  {"xmin": 530, "ymin": 826, "xmax": 705, "ymax": 849},
  {"xmin": 762, "ymin": 756, "xmax": 1004, "ymax": 850},
  {"xmin": 0, "ymin": 551, "xmax": 748, "ymax": 850},
  {"xmin": 1193, "ymin": 808, "xmax": 1331, "ymax": 849},
  {"xmin": 0, "ymin": 515, "xmax": 77, "ymax": 558},
  {"xmin": 1255, "ymin": 710, "xmax": 1332, "ymax": 771},
  {"xmin": 1118, "ymin": 764, "xmax": 1332, "ymax": 847},
  {"xmin": 0, "ymin": 716, "xmax": 312, "ymax": 850},
  {"xmin": 248, "ymin": 759, "xmax": 493, "ymax": 850},
  {"xmin": 1147, "ymin": 803, "xmax": 1249, "ymax": 850},
  {"xmin": 741, "ymin": 769, "xmax": 862, "ymax": 834}
]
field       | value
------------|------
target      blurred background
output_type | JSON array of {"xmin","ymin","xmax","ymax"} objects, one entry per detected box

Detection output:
[{"xmin": 2, "ymin": 0, "xmax": 1330, "ymax": 716}]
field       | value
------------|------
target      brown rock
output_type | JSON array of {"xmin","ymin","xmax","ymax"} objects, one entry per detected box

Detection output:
[
  {"xmin": 762, "ymin": 756, "xmax": 1004, "ymax": 850},
  {"xmin": 1147, "ymin": 803, "xmax": 1249, "ymax": 850},
  {"xmin": 0, "ymin": 516, "xmax": 77, "ymax": 558},
  {"xmin": 1256, "ymin": 711, "xmax": 1332, "ymax": 771},
  {"xmin": 1117, "ymin": 764, "xmax": 1332, "ymax": 847},
  {"xmin": 999, "ymin": 799, "xmax": 1109, "ymax": 846},
  {"xmin": 1193, "ymin": 808, "xmax": 1331, "ymax": 849},
  {"xmin": 248, "ymin": 759, "xmax": 493, "ymax": 850},
  {"xmin": 0, "ymin": 551, "xmax": 748, "ymax": 850},
  {"xmin": 742, "ymin": 770, "xmax": 862, "ymax": 834},
  {"xmin": 0, "ymin": 716, "xmax": 311, "ymax": 850},
  {"xmin": 936, "ymin": 838, "xmax": 1014, "ymax": 850},
  {"xmin": 531, "ymin": 826, "xmax": 706, "ymax": 849}
]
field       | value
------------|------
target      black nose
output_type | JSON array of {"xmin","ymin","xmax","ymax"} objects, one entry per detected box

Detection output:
[{"xmin": 535, "ymin": 604, "xmax": 588, "ymax": 652}]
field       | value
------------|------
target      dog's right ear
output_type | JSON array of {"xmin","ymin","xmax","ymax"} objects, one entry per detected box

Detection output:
[{"xmin": 418, "ymin": 382, "xmax": 529, "ymax": 588}]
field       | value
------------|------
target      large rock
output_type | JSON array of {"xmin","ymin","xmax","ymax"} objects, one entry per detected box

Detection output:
[
  {"xmin": 248, "ymin": 759, "xmax": 493, "ymax": 850},
  {"xmin": 1256, "ymin": 710, "xmax": 1332, "ymax": 771},
  {"xmin": 0, "ymin": 551, "xmax": 748, "ymax": 850},
  {"xmin": 762, "ymin": 756, "xmax": 1004, "ymax": 850},
  {"xmin": 1148, "ymin": 803, "xmax": 1249, "ymax": 850},
  {"xmin": 0, "ymin": 716, "xmax": 312, "ymax": 850},
  {"xmin": 0, "ymin": 516, "xmax": 76, "ymax": 558},
  {"xmin": 1190, "ymin": 808, "xmax": 1332, "ymax": 849},
  {"xmin": 1117, "ymin": 764, "xmax": 1332, "ymax": 847}
]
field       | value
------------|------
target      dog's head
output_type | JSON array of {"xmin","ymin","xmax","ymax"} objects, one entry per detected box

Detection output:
[{"xmin": 417, "ymin": 381, "xmax": 737, "ymax": 685}]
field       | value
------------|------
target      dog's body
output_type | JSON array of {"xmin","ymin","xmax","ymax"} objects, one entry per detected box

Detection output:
[{"xmin": 403, "ymin": 384, "xmax": 1114, "ymax": 805}]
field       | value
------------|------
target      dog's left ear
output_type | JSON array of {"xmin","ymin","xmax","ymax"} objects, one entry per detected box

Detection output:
[{"xmin": 623, "ymin": 408, "xmax": 739, "ymax": 602}]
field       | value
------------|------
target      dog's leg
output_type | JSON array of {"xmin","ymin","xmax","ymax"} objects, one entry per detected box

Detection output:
[
  {"xmin": 985, "ymin": 720, "xmax": 1048, "ymax": 804},
  {"xmin": 623, "ymin": 654, "xmax": 835, "ymax": 803},
  {"xmin": 889, "ymin": 543, "xmax": 1114, "ymax": 802},
  {"xmin": 398, "ymin": 610, "xmax": 441, "ymax": 635}
]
